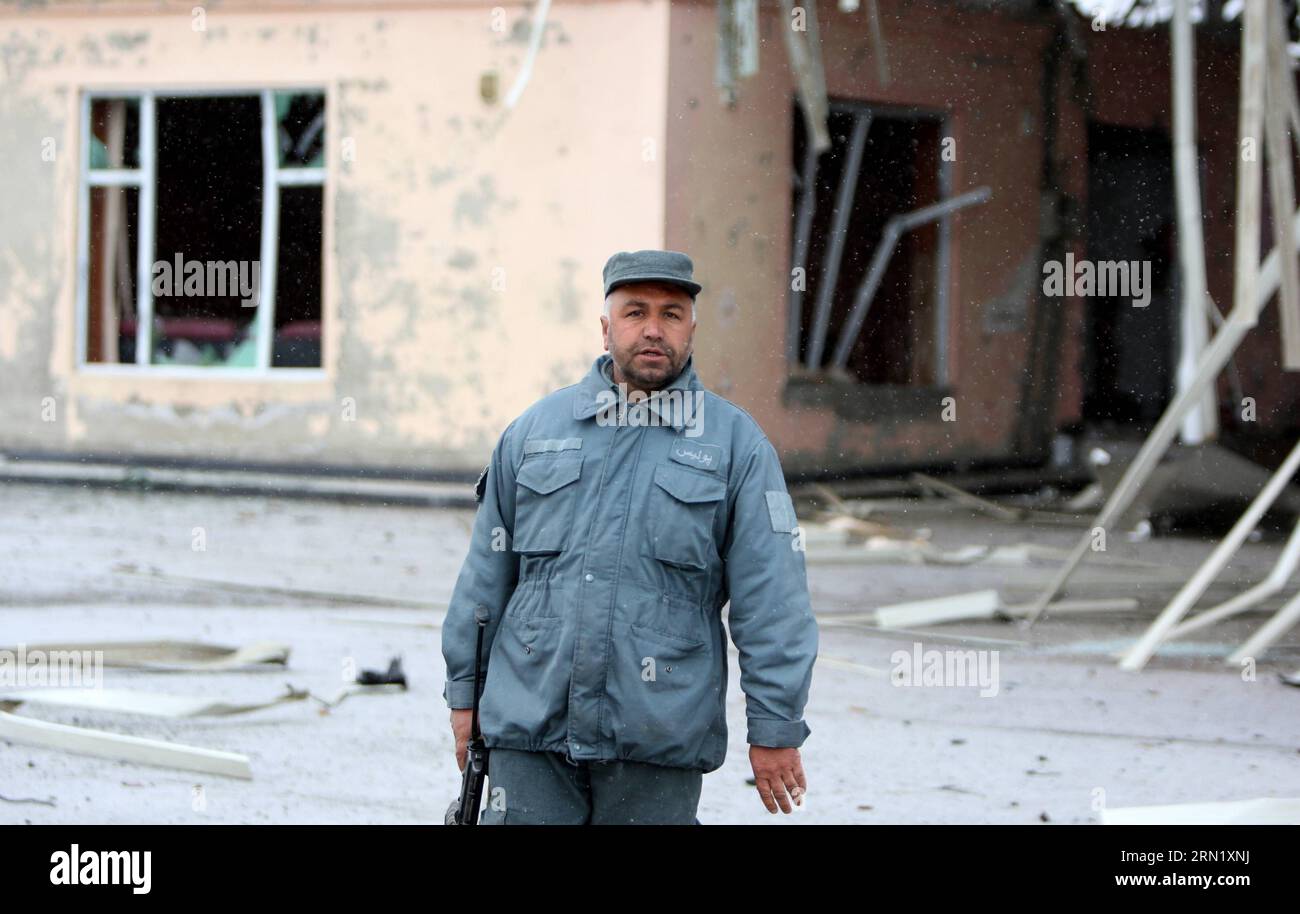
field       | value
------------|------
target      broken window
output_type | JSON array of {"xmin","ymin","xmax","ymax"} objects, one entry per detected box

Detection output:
[
  {"xmin": 788, "ymin": 101, "xmax": 954, "ymax": 387},
  {"xmin": 79, "ymin": 90, "xmax": 326, "ymax": 371},
  {"xmin": 83, "ymin": 99, "xmax": 141, "ymax": 364},
  {"xmin": 84, "ymin": 184, "xmax": 141, "ymax": 364}
]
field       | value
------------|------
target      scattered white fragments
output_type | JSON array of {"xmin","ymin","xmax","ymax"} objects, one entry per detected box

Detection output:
[
  {"xmin": 0, "ymin": 685, "xmax": 308, "ymax": 718},
  {"xmin": 0, "ymin": 706, "xmax": 253, "ymax": 780}
]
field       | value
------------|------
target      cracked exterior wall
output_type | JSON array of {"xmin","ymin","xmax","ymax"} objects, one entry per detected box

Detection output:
[{"xmin": 0, "ymin": 0, "xmax": 670, "ymax": 471}]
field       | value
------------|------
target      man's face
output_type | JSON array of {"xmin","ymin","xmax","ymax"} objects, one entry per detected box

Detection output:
[{"xmin": 600, "ymin": 282, "xmax": 696, "ymax": 393}]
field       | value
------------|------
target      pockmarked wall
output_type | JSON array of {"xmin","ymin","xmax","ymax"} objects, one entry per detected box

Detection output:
[
  {"xmin": 666, "ymin": 0, "xmax": 1058, "ymax": 475},
  {"xmin": 0, "ymin": 0, "xmax": 670, "ymax": 471},
  {"xmin": 666, "ymin": 0, "xmax": 1291, "ymax": 475}
]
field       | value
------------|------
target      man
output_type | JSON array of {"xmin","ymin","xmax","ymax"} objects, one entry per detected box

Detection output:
[{"xmin": 442, "ymin": 249, "xmax": 818, "ymax": 824}]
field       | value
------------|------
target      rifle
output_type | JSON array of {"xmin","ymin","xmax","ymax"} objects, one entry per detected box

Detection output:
[{"xmin": 445, "ymin": 606, "xmax": 490, "ymax": 825}]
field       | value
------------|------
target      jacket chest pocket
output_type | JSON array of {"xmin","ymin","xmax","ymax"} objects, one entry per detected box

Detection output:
[
  {"xmin": 648, "ymin": 464, "xmax": 727, "ymax": 572},
  {"xmin": 513, "ymin": 456, "xmax": 584, "ymax": 555}
]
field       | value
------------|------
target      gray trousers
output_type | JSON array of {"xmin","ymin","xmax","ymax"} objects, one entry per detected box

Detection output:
[{"xmin": 478, "ymin": 747, "xmax": 702, "ymax": 825}]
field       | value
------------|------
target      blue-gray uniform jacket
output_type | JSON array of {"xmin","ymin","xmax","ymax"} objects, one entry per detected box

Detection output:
[{"xmin": 441, "ymin": 353, "xmax": 818, "ymax": 772}]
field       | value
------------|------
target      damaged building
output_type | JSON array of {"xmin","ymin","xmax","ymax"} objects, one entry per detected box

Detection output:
[{"xmin": 0, "ymin": 0, "xmax": 1296, "ymax": 480}]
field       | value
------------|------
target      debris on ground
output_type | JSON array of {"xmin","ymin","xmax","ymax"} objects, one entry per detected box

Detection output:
[
  {"xmin": 1, "ymin": 640, "xmax": 290, "ymax": 672},
  {"xmin": 1101, "ymin": 797, "xmax": 1300, "ymax": 825}
]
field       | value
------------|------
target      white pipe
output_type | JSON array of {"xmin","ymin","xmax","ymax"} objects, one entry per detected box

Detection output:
[
  {"xmin": 1229, "ymin": 588, "xmax": 1300, "ymax": 664},
  {"xmin": 805, "ymin": 114, "xmax": 869, "ymax": 369},
  {"xmin": 1169, "ymin": 516, "xmax": 1300, "ymax": 639},
  {"xmin": 1118, "ymin": 434, "xmax": 1300, "ymax": 670},
  {"xmin": 256, "ymin": 90, "xmax": 280, "ymax": 371},
  {"xmin": 1171, "ymin": 0, "xmax": 1217, "ymax": 443}
]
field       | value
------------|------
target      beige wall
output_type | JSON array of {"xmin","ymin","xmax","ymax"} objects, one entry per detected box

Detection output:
[
  {"xmin": 5, "ymin": 1, "xmax": 1291, "ymax": 476},
  {"xmin": 0, "ymin": 0, "xmax": 670, "ymax": 470}
]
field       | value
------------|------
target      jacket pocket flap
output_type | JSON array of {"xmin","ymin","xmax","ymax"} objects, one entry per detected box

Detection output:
[
  {"xmin": 654, "ymin": 464, "xmax": 726, "ymax": 504},
  {"xmin": 517, "ymin": 456, "xmax": 583, "ymax": 495}
]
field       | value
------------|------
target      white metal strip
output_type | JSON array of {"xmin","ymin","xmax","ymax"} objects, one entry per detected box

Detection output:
[
  {"xmin": 76, "ymin": 363, "xmax": 326, "ymax": 380},
  {"xmin": 75, "ymin": 93, "xmax": 92, "ymax": 367},
  {"xmin": 256, "ymin": 90, "xmax": 280, "ymax": 371},
  {"xmin": 86, "ymin": 169, "xmax": 143, "ymax": 187},
  {"xmin": 134, "ymin": 93, "xmax": 156, "ymax": 366},
  {"xmin": 0, "ymin": 708, "xmax": 253, "ymax": 779},
  {"xmin": 275, "ymin": 166, "xmax": 326, "ymax": 186}
]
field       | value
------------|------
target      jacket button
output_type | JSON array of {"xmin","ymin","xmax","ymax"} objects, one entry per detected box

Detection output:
[
  {"xmin": 584, "ymin": 573, "xmax": 594, "ymax": 582},
  {"xmin": 523, "ymin": 645, "xmax": 532, "ymax": 654}
]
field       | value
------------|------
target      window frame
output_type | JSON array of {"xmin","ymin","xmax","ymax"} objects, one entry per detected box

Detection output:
[
  {"xmin": 786, "ymin": 97, "xmax": 955, "ymax": 389},
  {"xmin": 75, "ymin": 86, "xmax": 328, "ymax": 378}
]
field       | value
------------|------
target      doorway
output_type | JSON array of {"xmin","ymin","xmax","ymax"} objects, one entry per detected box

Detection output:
[{"xmin": 1082, "ymin": 121, "xmax": 1177, "ymax": 433}]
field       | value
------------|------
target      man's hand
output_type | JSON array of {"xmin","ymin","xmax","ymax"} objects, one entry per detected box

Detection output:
[
  {"xmin": 450, "ymin": 709, "xmax": 473, "ymax": 772},
  {"xmin": 749, "ymin": 746, "xmax": 807, "ymax": 814}
]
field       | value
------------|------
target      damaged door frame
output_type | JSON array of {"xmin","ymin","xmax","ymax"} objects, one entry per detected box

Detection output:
[
  {"xmin": 1027, "ymin": 2, "xmax": 1300, "ymax": 648},
  {"xmin": 74, "ymin": 85, "xmax": 329, "ymax": 379}
]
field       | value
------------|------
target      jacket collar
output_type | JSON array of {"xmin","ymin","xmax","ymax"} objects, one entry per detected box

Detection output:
[{"xmin": 572, "ymin": 353, "xmax": 702, "ymax": 430}]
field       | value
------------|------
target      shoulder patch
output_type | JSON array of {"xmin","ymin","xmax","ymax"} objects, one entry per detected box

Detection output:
[
  {"xmin": 765, "ymin": 490, "xmax": 797, "ymax": 533},
  {"xmin": 474, "ymin": 465, "xmax": 489, "ymax": 503}
]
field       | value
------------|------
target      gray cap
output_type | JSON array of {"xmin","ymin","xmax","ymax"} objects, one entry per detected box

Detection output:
[{"xmin": 602, "ymin": 250, "xmax": 702, "ymax": 299}]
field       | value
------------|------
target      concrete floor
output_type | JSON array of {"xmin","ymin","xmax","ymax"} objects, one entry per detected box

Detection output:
[{"xmin": 1, "ymin": 481, "xmax": 1297, "ymax": 824}]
